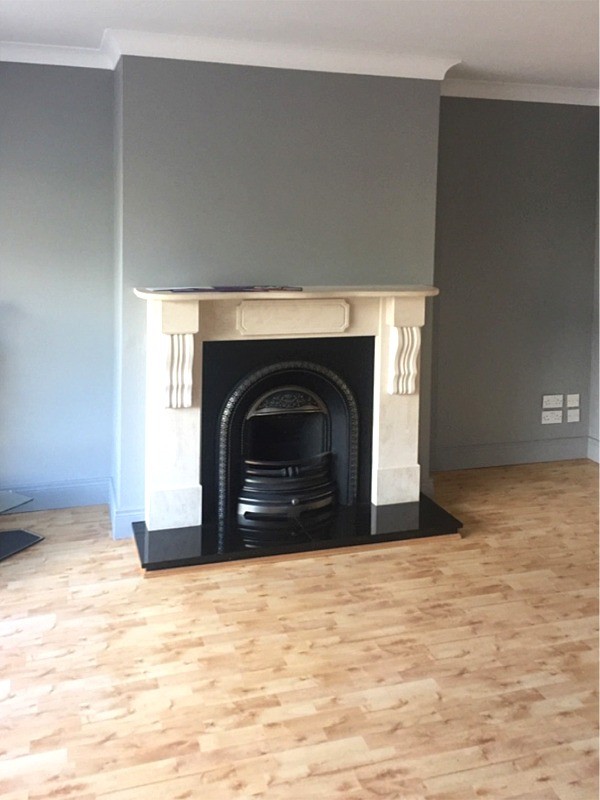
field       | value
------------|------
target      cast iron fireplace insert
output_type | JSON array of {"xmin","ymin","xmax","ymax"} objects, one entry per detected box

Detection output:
[{"xmin": 202, "ymin": 337, "xmax": 375, "ymax": 522}]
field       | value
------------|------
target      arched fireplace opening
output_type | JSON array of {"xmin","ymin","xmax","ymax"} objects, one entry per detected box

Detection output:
[
  {"xmin": 239, "ymin": 385, "xmax": 334, "ymax": 523},
  {"xmin": 244, "ymin": 386, "xmax": 330, "ymax": 463},
  {"xmin": 218, "ymin": 361, "xmax": 359, "ymax": 526}
]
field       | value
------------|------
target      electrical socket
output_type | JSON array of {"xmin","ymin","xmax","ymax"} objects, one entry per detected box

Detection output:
[
  {"xmin": 541, "ymin": 410, "xmax": 563, "ymax": 424},
  {"xmin": 566, "ymin": 394, "xmax": 580, "ymax": 408},
  {"xmin": 542, "ymin": 394, "xmax": 563, "ymax": 409},
  {"xmin": 567, "ymin": 408, "xmax": 580, "ymax": 423}
]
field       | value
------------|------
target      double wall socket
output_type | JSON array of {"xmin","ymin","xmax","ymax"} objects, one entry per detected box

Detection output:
[
  {"xmin": 540, "ymin": 393, "xmax": 581, "ymax": 424},
  {"xmin": 542, "ymin": 394, "xmax": 563, "ymax": 409},
  {"xmin": 541, "ymin": 409, "xmax": 563, "ymax": 424}
]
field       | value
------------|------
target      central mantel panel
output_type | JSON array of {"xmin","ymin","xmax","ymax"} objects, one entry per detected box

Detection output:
[{"xmin": 134, "ymin": 285, "xmax": 438, "ymax": 532}]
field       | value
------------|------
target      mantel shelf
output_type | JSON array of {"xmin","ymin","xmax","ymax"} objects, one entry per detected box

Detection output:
[{"xmin": 134, "ymin": 285, "xmax": 439, "ymax": 302}]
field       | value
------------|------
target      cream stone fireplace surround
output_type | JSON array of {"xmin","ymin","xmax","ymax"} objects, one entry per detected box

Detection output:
[{"xmin": 134, "ymin": 286, "xmax": 438, "ymax": 532}]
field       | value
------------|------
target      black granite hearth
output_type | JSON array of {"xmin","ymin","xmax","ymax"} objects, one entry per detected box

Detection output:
[{"xmin": 132, "ymin": 495, "xmax": 462, "ymax": 571}]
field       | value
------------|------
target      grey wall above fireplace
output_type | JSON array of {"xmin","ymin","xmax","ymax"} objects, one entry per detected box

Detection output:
[
  {"xmin": 120, "ymin": 57, "xmax": 440, "ymax": 287},
  {"xmin": 112, "ymin": 57, "xmax": 442, "ymax": 536}
]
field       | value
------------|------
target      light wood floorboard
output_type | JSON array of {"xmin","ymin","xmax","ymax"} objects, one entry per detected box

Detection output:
[{"xmin": 0, "ymin": 460, "xmax": 597, "ymax": 799}]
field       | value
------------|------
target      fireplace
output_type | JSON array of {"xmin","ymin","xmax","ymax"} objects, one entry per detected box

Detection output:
[{"xmin": 132, "ymin": 286, "xmax": 461, "ymax": 568}]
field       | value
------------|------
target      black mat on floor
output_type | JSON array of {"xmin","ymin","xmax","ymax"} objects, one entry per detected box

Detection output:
[{"xmin": 0, "ymin": 530, "xmax": 44, "ymax": 562}]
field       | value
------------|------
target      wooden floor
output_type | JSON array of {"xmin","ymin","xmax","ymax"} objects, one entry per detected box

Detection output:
[{"xmin": 0, "ymin": 460, "xmax": 597, "ymax": 800}]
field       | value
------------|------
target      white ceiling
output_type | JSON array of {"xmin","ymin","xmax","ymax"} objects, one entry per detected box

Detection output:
[{"xmin": 0, "ymin": 0, "xmax": 598, "ymax": 104}]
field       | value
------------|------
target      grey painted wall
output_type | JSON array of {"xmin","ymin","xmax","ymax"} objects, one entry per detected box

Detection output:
[
  {"xmin": 432, "ymin": 98, "xmax": 598, "ymax": 470},
  {"xmin": 0, "ymin": 63, "xmax": 114, "ymax": 508},
  {"xmin": 112, "ymin": 57, "xmax": 441, "ymax": 535}
]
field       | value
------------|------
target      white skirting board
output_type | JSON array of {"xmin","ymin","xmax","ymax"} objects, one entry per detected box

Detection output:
[
  {"xmin": 110, "ymin": 507, "xmax": 144, "ymax": 540},
  {"xmin": 431, "ymin": 437, "xmax": 590, "ymax": 472}
]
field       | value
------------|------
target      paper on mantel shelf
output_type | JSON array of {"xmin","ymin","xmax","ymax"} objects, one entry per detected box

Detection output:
[{"xmin": 142, "ymin": 285, "xmax": 303, "ymax": 293}]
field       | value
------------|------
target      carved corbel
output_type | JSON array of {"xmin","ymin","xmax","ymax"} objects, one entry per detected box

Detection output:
[
  {"xmin": 165, "ymin": 333, "xmax": 194, "ymax": 408},
  {"xmin": 387, "ymin": 325, "xmax": 421, "ymax": 395},
  {"xmin": 385, "ymin": 297, "xmax": 424, "ymax": 395},
  {"xmin": 161, "ymin": 301, "xmax": 199, "ymax": 409}
]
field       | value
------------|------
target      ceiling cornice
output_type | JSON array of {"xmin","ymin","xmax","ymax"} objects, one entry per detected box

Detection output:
[
  {"xmin": 0, "ymin": 39, "xmax": 112, "ymax": 69},
  {"xmin": 442, "ymin": 78, "xmax": 599, "ymax": 107},
  {"xmin": 1, "ymin": 29, "xmax": 597, "ymax": 106},
  {"xmin": 2, "ymin": 28, "xmax": 460, "ymax": 80},
  {"xmin": 102, "ymin": 29, "xmax": 460, "ymax": 80}
]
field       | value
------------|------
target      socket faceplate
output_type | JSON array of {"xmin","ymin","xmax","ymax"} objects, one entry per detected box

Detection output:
[
  {"xmin": 541, "ymin": 409, "xmax": 563, "ymax": 424},
  {"xmin": 542, "ymin": 394, "xmax": 563, "ymax": 409}
]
